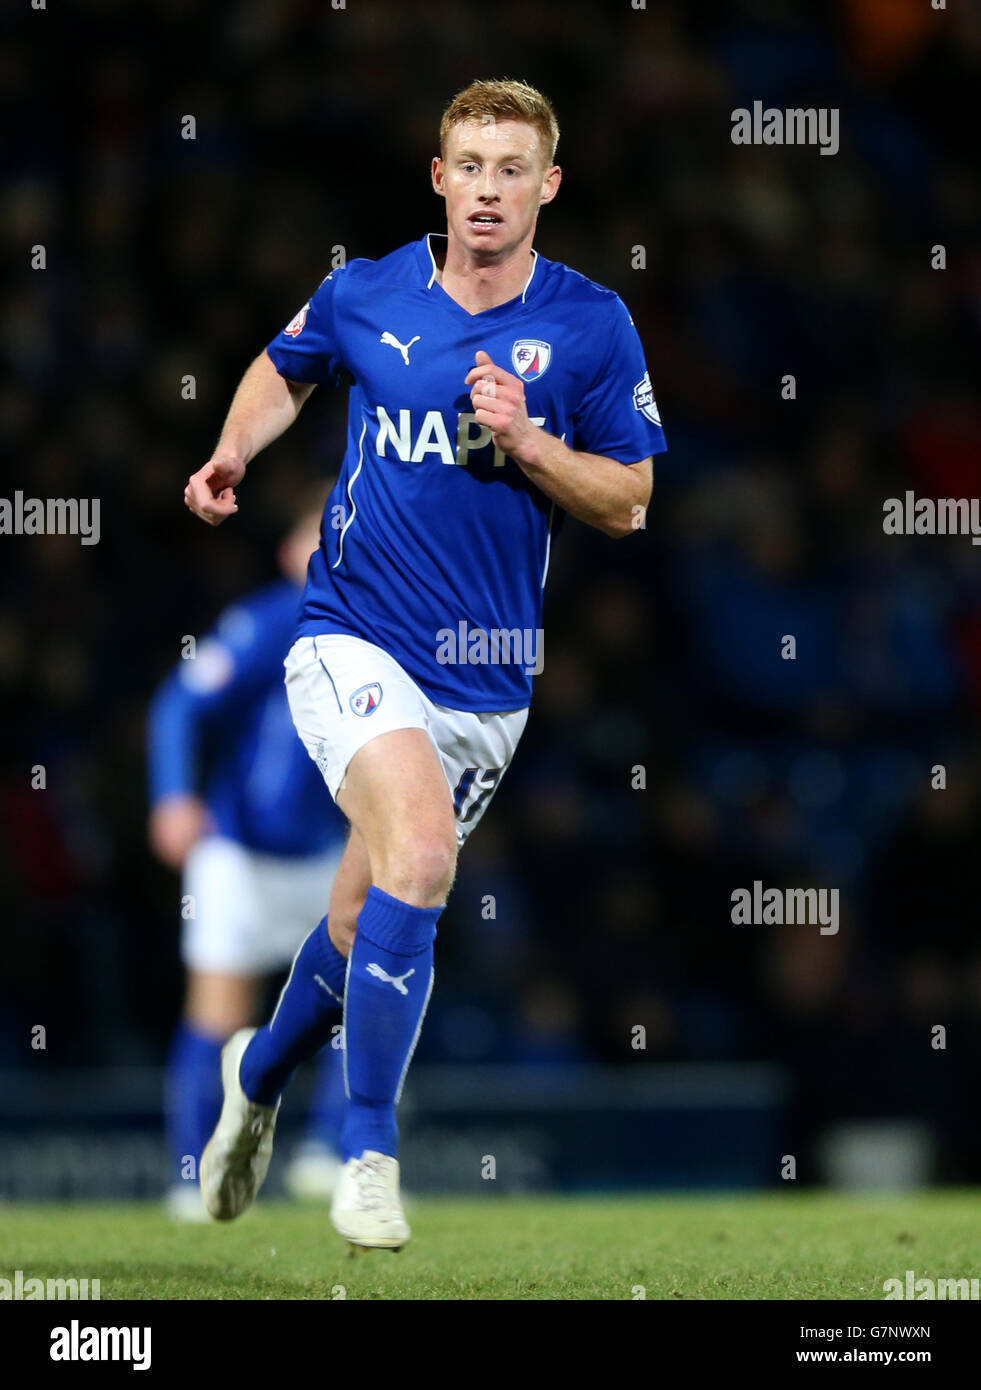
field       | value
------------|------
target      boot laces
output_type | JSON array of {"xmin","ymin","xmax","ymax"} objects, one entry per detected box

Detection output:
[{"xmin": 353, "ymin": 1155, "xmax": 390, "ymax": 1210}]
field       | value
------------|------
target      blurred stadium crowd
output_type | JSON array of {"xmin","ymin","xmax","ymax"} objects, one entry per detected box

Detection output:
[{"xmin": 1, "ymin": 0, "xmax": 979, "ymax": 1180}]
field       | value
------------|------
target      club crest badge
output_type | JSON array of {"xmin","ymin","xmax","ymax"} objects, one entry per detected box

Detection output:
[
  {"xmin": 284, "ymin": 302, "xmax": 310, "ymax": 338},
  {"xmin": 350, "ymin": 682, "xmax": 383, "ymax": 716},
  {"xmin": 511, "ymin": 340, "xmax": 551, "ymax": 382}
]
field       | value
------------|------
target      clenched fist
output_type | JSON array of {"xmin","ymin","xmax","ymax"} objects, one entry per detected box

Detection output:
[
  {"xmin": 184, "ymin": 455, "xmax": 245, "ymax": 526},
  {"xmin": 464, "ymin": 350, "xmax": 541, "ymax": 462}
]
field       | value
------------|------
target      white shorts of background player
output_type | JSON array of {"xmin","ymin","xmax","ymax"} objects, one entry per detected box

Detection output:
[{"xmin": 182, "ymin": 836, "xmax": 345, "ymax": 974}]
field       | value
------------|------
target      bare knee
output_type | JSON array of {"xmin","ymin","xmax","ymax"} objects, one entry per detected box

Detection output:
[
  {"xmin": 328, "ymin": 838, "xmax": 451, "ymax": 952},
  {"xmin": 376, "ymin": 833, "xmax": 456, "ymax": 907}
]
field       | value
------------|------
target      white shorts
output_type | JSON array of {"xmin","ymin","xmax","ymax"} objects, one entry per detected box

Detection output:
[
  {"xmin": 284, "ymin": 634, "xmax": 529, "ymax": 846},
  {"xmin": 181, "ymin": 835, "xmax": 344, "ymax": 974}
]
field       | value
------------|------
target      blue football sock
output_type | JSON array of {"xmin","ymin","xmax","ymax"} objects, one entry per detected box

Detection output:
[
  {"xmin": 341, "ymin": 886, "xmax": 440, "ymax": 1161},
  {"xmin": 305, "ymin": 1041, "xmax": 347, "ymax": 1154},
  {"xmin": 239, "ymin": 917, "xmax": 344, "ymax": 1105},
  {"xmin": 318, "ymin": 922, "xmax": 349, "ymax": 1003},
  {"xmin": 164, "ymin": 1020, "xmax": 224, "ymax": 1185}
]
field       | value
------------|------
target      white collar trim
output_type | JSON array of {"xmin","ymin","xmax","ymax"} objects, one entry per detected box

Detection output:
[
  {"xmin": 521, "ymin": 248, "xmax": 539, "ymax": 302},
  {"xmin": 425, "ymin": 233, "xmax": 539, "ymax": 301}
]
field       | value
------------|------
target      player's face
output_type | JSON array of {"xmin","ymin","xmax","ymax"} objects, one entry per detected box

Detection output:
[{"xmin": 433, "ymin": 119, "xmax": 560, "ymax": 258}]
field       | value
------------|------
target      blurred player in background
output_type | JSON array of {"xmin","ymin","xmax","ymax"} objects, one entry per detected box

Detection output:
[
  {"xmin": 148, "ymin": 499, "xmax": 349, "ymax": 1218},
  {"xmin": 185, "ymin": 78, "xmax": 664, "ymax": 1250}
]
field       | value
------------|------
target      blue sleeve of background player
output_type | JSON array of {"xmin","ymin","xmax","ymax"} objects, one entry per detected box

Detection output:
[
  {"xmin": 572, "ymin": 296, "xmax": 667, "ymax": 463},
  {"xmin": 146, "ymin": 594, "xmax": 291, "ymax": 805},
  {"xmin": 265, "ymin": 267, "xmax": 348, "ymax": 386},
  {"xmin": 147, "ymin": 673, "xmax": 200, "ymax": 804}
]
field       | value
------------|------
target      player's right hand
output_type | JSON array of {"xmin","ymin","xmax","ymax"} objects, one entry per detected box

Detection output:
[
  {"xmin": 148, "ymin": 794, "xmax": 210, "ymax": 870},
  {"xmin": 184, "ymin": 456, "xmax": 245, "ymax": 526}
]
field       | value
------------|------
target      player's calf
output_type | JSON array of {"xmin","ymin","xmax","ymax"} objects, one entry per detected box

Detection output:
[
  {"xmin": 238, "ymin": 918, "xmax": 345, "ymax": 1104},
  {"xmin": 340, "ymin": 887, "xmax": 440, "ymax": 1168}
]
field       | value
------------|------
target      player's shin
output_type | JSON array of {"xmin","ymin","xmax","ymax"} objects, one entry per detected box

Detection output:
[
  {"xmin": 165, "ymin": 1021, "xmax": 224, "ymax": 1186},
  {"xmin": 238, "ymin": 917, "xmax": 346, "ymax": 1104},
  {"xmin": 340, "ymin": 886, "xmax": 439, "ymax": 1161}
]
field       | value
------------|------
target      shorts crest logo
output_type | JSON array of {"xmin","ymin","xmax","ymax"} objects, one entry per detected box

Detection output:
[
  {"xmin": 284, "ymin": 303, "xmax": 310, "ymax": 338},
  {"xmin": 350, "ymin": 682, "xmax": 383, "ymax": 716},
  {"xmin": 632, "ymin": 371, "xmax": 660, "ymax": 425},
  {"xmin": 511, "ymin": 340, "xmax": 551, "ymax": 382}
]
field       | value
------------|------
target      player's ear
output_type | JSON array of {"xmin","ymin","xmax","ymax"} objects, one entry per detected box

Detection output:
[
  {"xmin": 431, "ymin": 155, "xmax": 446, "ymax": 197},
  {"xmin": 539, "ymin": 165, "xmax": 561, "ymax": 205}
]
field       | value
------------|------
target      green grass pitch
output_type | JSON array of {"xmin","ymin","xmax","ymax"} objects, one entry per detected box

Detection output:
[{"xmin": 2, "ymin": 1191, "xmax": 978, "ymax": 1300}]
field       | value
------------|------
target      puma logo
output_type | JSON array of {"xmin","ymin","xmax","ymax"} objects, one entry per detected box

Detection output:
[
  {"xmin": 366, "ymin": 963, "xmax": 416, "ymax": 995},
  {"xmin": 380, "ymin": 331, "xmax": 420, "ymax": 365}
]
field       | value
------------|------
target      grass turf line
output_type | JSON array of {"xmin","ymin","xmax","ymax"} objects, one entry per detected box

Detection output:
[{"xmin": 1, "ymin": 1192, "xmax": 978, "ymax": 1300}]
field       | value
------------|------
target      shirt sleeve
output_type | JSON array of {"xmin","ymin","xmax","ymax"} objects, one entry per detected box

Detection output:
[
  {"xmin": 145, "ymin": 599, "xmax": 287, "ymax": 804},
  {"xmin": 146, "ymin": 674, "xmax": 201, "ymax": 803},
  {"xmin": 265, "ymin": 268, "xmax": 346, "ymax": 386},
  {"xmin": 572, "ymin": 296, "xmax": 667, "ymax": 463}
]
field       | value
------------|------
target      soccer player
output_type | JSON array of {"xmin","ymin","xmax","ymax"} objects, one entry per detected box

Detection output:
[
  {"xmin": 148, "ymin": 502, "xmax": 349, "ymax": 1217},
  {"xmin": 185, "ymin": 78, "xmax": 665, "ymax": 1250}
]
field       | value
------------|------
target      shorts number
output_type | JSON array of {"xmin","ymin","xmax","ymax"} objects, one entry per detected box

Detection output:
[{"xmin": 452, "ymin": 766, "xmax": 502, "ymax": 823}]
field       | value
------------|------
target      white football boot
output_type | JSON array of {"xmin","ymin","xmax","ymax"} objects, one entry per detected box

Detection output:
[
  {"xmin": 330, "ymin": 1150, "xmax": 410, "ymax": 1252},
  {"xmin": 200, "ymin": 1028, "xmax": 281, "ymax": 1221}
]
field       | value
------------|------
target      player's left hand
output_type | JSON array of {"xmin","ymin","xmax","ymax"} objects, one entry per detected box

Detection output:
[
  {"xmin": 148, "ymin": 793, "xmax": 210, "ymax": 871},
  {"xmin": 465, "ymin": 351, "xmax": 539, "ymax": 461}
]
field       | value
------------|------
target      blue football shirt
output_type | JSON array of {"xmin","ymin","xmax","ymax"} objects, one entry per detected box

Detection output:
[
  {"xmin": 266, "ymin": 233, "xmax": 666, "ymax": 711},
  {"xmin": 148, "ymin": 580, "xmax": 347, "ymax": 856}
]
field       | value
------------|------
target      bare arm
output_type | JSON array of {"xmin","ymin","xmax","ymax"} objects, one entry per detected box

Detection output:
[
  {"xmin": 465, "ymin": 350, "xmax": 653, "ymax": 538},
  {"xmin": 184, "ymin": 350, "xmax": 314, "ymax": 525},
  {"xmin": 508, "ymin": 438, "xmax": 651, "ymax": 539}
]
